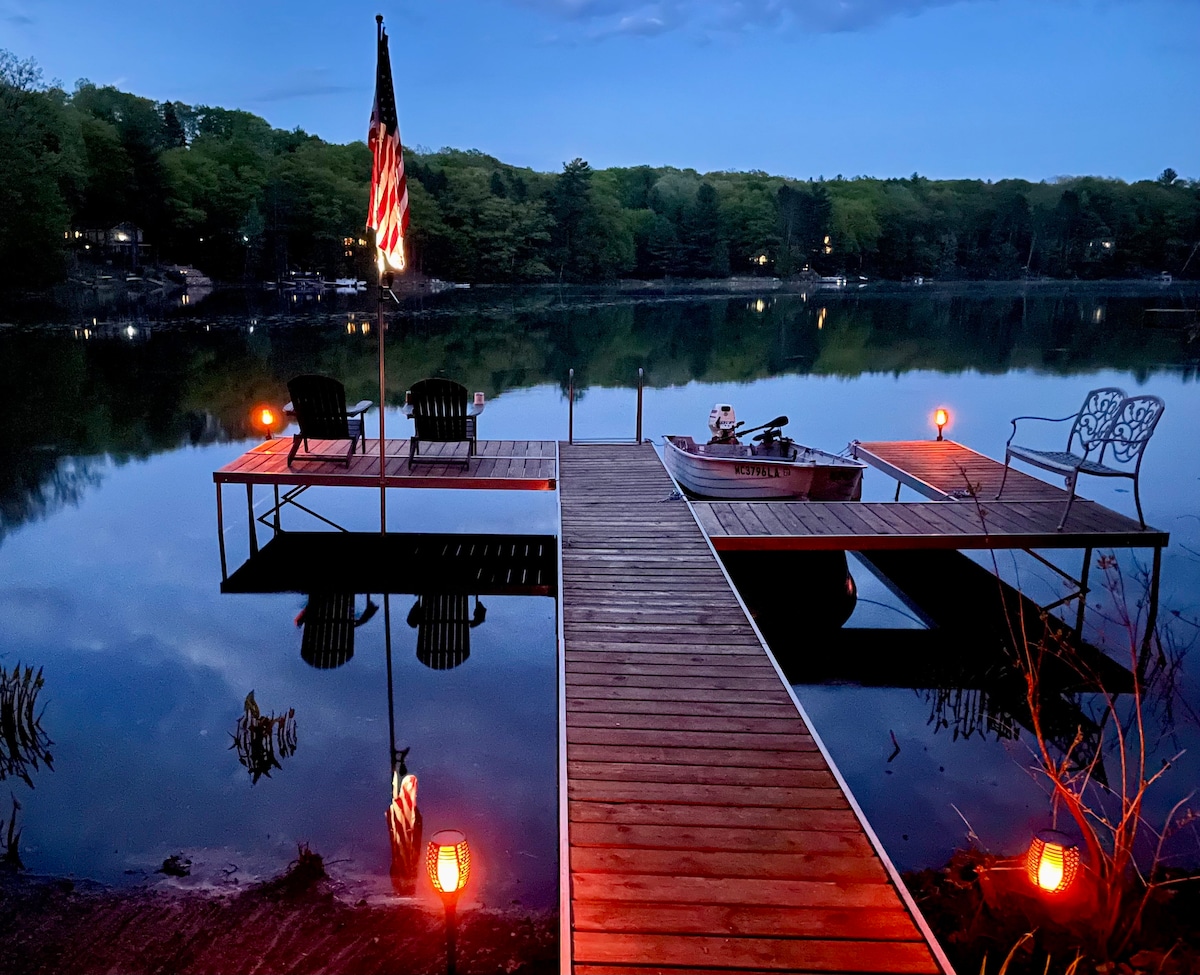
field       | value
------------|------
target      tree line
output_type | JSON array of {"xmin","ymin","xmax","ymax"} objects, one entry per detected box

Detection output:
[{"xmin": 3, "ymin": 50, "xmax": 1198, "ymax": 293}]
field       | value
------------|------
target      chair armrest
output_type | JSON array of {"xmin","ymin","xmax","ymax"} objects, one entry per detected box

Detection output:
[
  {"xmin": 401, "ymin": 404, "xmax": 414, "ymax": 419},
  {"xmin": 283, "ymin": 401, "xmax": 294, "ymax": 416},
  {"xmin": 468, "ymin": 403, "xmax": 484, "ymax": 417},
  {"xmin": 346, "ymin": 400, "xmax": 373, "ymax": 418},
  {"xmin": 1005, "ymin": 413, "xmax": 1074, "ymax": 447}
]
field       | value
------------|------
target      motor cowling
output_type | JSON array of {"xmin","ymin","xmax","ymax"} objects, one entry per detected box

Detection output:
[{"xmin": 708, "ymin": 404, "xmax": 738, "ymax": 443}]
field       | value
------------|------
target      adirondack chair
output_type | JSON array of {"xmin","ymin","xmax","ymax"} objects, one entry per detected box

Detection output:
[
  {"xmin": 402, "ymin": 378, "xmax": 483, "ymax": 469},
  {"xmin": 285, "ymin": 374, "xmax": 373, "ymax": 468},
  {"xmin": 996, "ymin": 388, "xmax": 1165, "ymax": 529},
  {"xmin": 407, "ymin": 593, "xmax": 486, "ymax": 670},
  {"xmin": 298, "ymin": 592, "xmax": 378, "ymax": 669}
]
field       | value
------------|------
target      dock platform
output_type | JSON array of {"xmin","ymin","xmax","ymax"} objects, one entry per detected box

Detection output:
[
  {"xmin": 694, "ymin": 440, "xmax": 1167, "ymax": 552},
  {"xmin": 214, "ymin": 437, "xmax": 556, "ymax": 491},
  {"xmin": 558, "ymin": 443, "xmax": 948, "ymax": 974}
]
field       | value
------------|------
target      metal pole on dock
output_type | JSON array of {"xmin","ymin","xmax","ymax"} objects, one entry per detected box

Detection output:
[
  {"xmin": 636, "ymin": 368, "xmax": 644, "ymax": 443},
  {"xmin": 568, "ymin": 369, "xmax": 575, "ymax": 444}
]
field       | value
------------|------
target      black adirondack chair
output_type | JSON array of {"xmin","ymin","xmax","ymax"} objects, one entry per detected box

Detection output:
[
  {"xmin": 285, "ymin": 374, "xmax": 373, "ymax": 468},
  {"xmin": 402, "ymin": 378, "xmax": 483, "ymax": 469}
]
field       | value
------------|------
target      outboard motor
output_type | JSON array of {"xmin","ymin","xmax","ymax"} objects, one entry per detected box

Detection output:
[{"xmin": 708, "ymin": 404, "xmax": 739, "ymax": 443}]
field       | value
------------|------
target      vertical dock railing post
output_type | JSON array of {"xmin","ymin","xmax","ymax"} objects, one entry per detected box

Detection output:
[
  {"xmin": 635, "ymin": 368, "xmax": 644, "ymax": 443},
  {"xmin": 568, "ymin": 368, "xmax": 575, "ymax": 445}
]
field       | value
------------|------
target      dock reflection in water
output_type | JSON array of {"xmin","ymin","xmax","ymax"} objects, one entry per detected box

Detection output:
[
  {"xmin": 774, "ymin": 550, "xmax": 1131, "ymax": 754},
  {"xmin": 221, "ymin": 529, "xmax": 558, "ymax": 907}
]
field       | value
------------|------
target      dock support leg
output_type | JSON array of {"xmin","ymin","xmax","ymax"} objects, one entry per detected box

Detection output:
[
  {"xmin": 216, "ymin": 484, "xmax": 227, "ymax": 582},
  {"xmin": 1075, "ymin": 546, "xmax": 1093, "ymax": 637},
  {"xmin": 894, "ymin": 478, "xmax": 902, "ymax": 502},
  {"xmin": 272, "ymin": 485, "xmax": 281, "ymax": 535},
  {"xmin": 246, "ymin": 484, "xmax": 258, "ymax": 557},
  {"xmin": 1139, "ymin": 546, "xmax": 1163, "ymax": 680}
]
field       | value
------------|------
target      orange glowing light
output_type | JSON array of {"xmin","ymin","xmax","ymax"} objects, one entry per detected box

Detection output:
[
  {"xmin": 426, "ymin": 830, "xmax": 471, "ymax": 897},
  {"xmin": 934, "ymin": 408, "xmax": 949, "ymax": 440},
  {"xmin": 1026, "ymin": 830, "xmax": 1079, "ymax": 894},
  {"xmin": 260, "ymin": 408, "xmax": 275, "ymax": 428}
]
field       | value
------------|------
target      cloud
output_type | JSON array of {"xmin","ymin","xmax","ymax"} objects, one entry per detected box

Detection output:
[
  {"xmin": 511, "ymin": 0, "xmax": 982, "ymax": 36},
  {"xmin": 249, "ymin": 68, "xmax": 357, "ymax": 104}
]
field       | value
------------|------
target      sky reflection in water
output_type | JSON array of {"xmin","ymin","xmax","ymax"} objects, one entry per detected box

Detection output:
[{"xmin": 1, "ymin": 287, "xmax": 1198, "ymax": 901}]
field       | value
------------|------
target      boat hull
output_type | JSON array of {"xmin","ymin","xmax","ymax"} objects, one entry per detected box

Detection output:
[{"xmin": 662, "ymin": 436, "xmax": 864, "ymax": 501}]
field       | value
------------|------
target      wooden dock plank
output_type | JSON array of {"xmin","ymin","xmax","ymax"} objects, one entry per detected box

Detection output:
[{"xmin": 559, "ymin": 442, "xmax": 947, "ymax": 974}]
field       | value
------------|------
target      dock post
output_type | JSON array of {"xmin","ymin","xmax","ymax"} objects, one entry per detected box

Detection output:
[
  {"xmin": 1075, "ymin": 546, "xmax": 1093, "ymax": 636},
  {"xmin": 1139, "ymin": 546, "xmax": 1163, "ymax": 679},
  {"xmin": 636, "ymin": 368, "xmax": 644, "ymax": 443},
  {"xmin": 216, "ymin": 484, "xmax": 227, "ymax": 582},
  {"xmin": 568, "ymin": 369, "xmax": 575, "ymax": 444},
  {"xmin": 245, "ymin": 484, "xmax": 258, "ymax": 557}
]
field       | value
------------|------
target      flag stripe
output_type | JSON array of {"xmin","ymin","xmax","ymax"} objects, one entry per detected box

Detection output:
[{"xmin": 367, "ymin": 27, "xmax": 408, "ymax": 272}]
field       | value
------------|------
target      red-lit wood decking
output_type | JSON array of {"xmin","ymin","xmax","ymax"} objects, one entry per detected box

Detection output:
[
  {"xmin": 558, "ymin": 443, "xmax": 948, "ymax": 974},
  {"xmin": 213, "ymin": 437, "xmax": 557, "ymax": 490}
]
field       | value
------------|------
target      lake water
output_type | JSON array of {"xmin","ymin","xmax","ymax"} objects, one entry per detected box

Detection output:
[{"xmin": 1, "ymin": 281, "xmax": 1197, "ymax": 910}]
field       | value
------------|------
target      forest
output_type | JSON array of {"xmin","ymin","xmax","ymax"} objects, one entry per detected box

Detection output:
[{"xmin": 3, "ymin": 50, "xmax": 1198, "ymax": 292}]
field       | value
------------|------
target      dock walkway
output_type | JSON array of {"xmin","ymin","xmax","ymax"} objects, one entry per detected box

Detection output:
[{"xmin": 558, "ymin": 443, "xmax": 948, "ymax": 974}]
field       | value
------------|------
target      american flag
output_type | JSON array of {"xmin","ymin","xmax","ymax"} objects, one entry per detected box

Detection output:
[{"xmin": 368, "ymin": 21, "xmax": 409, "ymax": 273}]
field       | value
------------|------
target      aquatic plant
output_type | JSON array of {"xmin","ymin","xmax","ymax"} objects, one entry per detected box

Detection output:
[
  {"xmin": 229, "ymin": 691, "xmax": 297, "ymax": 784},
  {"xmin": 1012, "ymin": 554, "xmax": 1199, "ymax": 961},
  {"xmin": 0, "ymin": 662, "xmax": 53, "ymax": 787}
]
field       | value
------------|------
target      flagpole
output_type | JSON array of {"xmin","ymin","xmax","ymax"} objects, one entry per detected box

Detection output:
[{"xmin": 376, "ymin": 13, "xmax": 388, "ymax": 535}]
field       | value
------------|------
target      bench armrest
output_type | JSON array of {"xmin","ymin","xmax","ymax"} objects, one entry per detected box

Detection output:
[
  {"xmin": 1006, "ymin": 412, "xmax": 1075, "ymax": 447},
  {"xmin": 347, "ymin": 400, "xmax": 373, "ymax": 418}
]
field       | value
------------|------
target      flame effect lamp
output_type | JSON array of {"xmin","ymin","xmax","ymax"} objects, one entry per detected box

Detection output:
[
  {"xmin": 1026, "ymin": 829, "xmax": 1079, "ymax": 894},
  {"xmin": 934, "ymin": 407, "xmax": 949, "ymax": 441},
  {"xmin": 427, "ymin": 830, "xmax": 470, "ymax": 975},
  {"xmin": 256, "ymin": 407, "xmax": 276, "ymax": 440}
]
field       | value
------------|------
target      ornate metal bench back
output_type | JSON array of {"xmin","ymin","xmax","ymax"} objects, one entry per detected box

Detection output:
[
  {"xmin": 1068, "ymin": 387, "xmax": 1125, "ymax": 455},
  {"xmin": 288, "ymin": 375, "xmax": 351, "ymax": 440},
  {"xmin": 1100, "ymin": 395, "xmax": 1165, "ymax": 467},
  {"xmin": 410, "ymin": 378, "xmax": 469, "ymax": 441}
]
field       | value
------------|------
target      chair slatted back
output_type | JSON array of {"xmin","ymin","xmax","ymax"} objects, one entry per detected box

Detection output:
[
  {"xmin": 1067, "ymin": 387, "xmax": 1125, "ymax": 454},
  {"xmin": 1098, "ymin": 395, "xmax": 1165, "ymax": 467},
  {"xmin": 410, "ymin": 594, "xmax": 471, "ymax": 670},
  {"xmin": 301, "ymin": 592, "xmax": 356, "ymax": 669},
  {"xmin": 288, "ymin": 375, "xmax": 351, "ymax": 441},
  {"xmin": 410, "ymin": 378, "xmax": 469, "ymax": 442}
]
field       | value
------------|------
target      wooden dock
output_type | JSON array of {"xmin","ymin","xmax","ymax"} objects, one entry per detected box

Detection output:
[
  {"xmin": 694, "ymin": 440, "xmax": 1168, "ymax": 553},
  {"xmin": 210, "ymin": 433, "xmax": 1173, "ymax": 971},
  {"xmin": 213, "ymin": 437, "xmax": 557, "ymax": 491},
  {"xmin": 558, "ymin": 443, "xmax": 948, "ymax": 974}
]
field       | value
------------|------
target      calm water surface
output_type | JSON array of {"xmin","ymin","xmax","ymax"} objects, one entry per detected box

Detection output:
[{"xmin": 1, "ymin": 282, "xmax": 1197, "ymax": 906}]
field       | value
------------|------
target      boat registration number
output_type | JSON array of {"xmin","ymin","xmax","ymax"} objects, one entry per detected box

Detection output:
[{"xmin": 733, "ymin": 464, "xmax": 789, "ymax": 478}]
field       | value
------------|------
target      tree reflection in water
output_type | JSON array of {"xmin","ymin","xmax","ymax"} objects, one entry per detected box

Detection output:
[
  {"xmin": 0, "ymin": 663, "xmax": 54, "ymax": 788},
  {"xmin": 229, "ymin": 690, "xmax": 297, "ymax": 784}
]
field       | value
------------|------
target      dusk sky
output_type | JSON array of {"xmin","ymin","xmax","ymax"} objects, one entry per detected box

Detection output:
[{"xmin": 4, "ymin": 0, "xmax": 1197, "ymax": 183}]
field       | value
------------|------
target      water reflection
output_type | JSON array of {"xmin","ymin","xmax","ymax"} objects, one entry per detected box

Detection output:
[
  {"xmin": 296, "ymin": 593, "xmax": 380, "ymax": 669},
  {"xmin": 230, "ymin": 690, "xmax": 298, "ymax": 784},
  {"xmin": 408, "ymin": 595, "xmax": 487, "ymax": 671},
  {"xmin": 0, "ymin": 663, "xmax": 54, "ymax": 788}
]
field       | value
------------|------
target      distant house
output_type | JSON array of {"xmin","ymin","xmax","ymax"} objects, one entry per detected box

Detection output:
[{"xmin": 73, "ymin": 222, "xmax": 148, "ymax": 267}]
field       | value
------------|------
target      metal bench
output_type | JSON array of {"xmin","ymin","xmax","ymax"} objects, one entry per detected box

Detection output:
[{"xmin": 996, "ymin": 387, "xmax": 1165, "ymax": 530}]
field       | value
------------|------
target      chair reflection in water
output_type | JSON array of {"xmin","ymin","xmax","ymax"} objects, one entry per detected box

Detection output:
[
  {"xmin": 296, "ymin": 593, "xmax": 379, "ymax": 669},
  {"xmin": 407, "ymin": 594, "xmax": 487, "ymax": 670}
]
